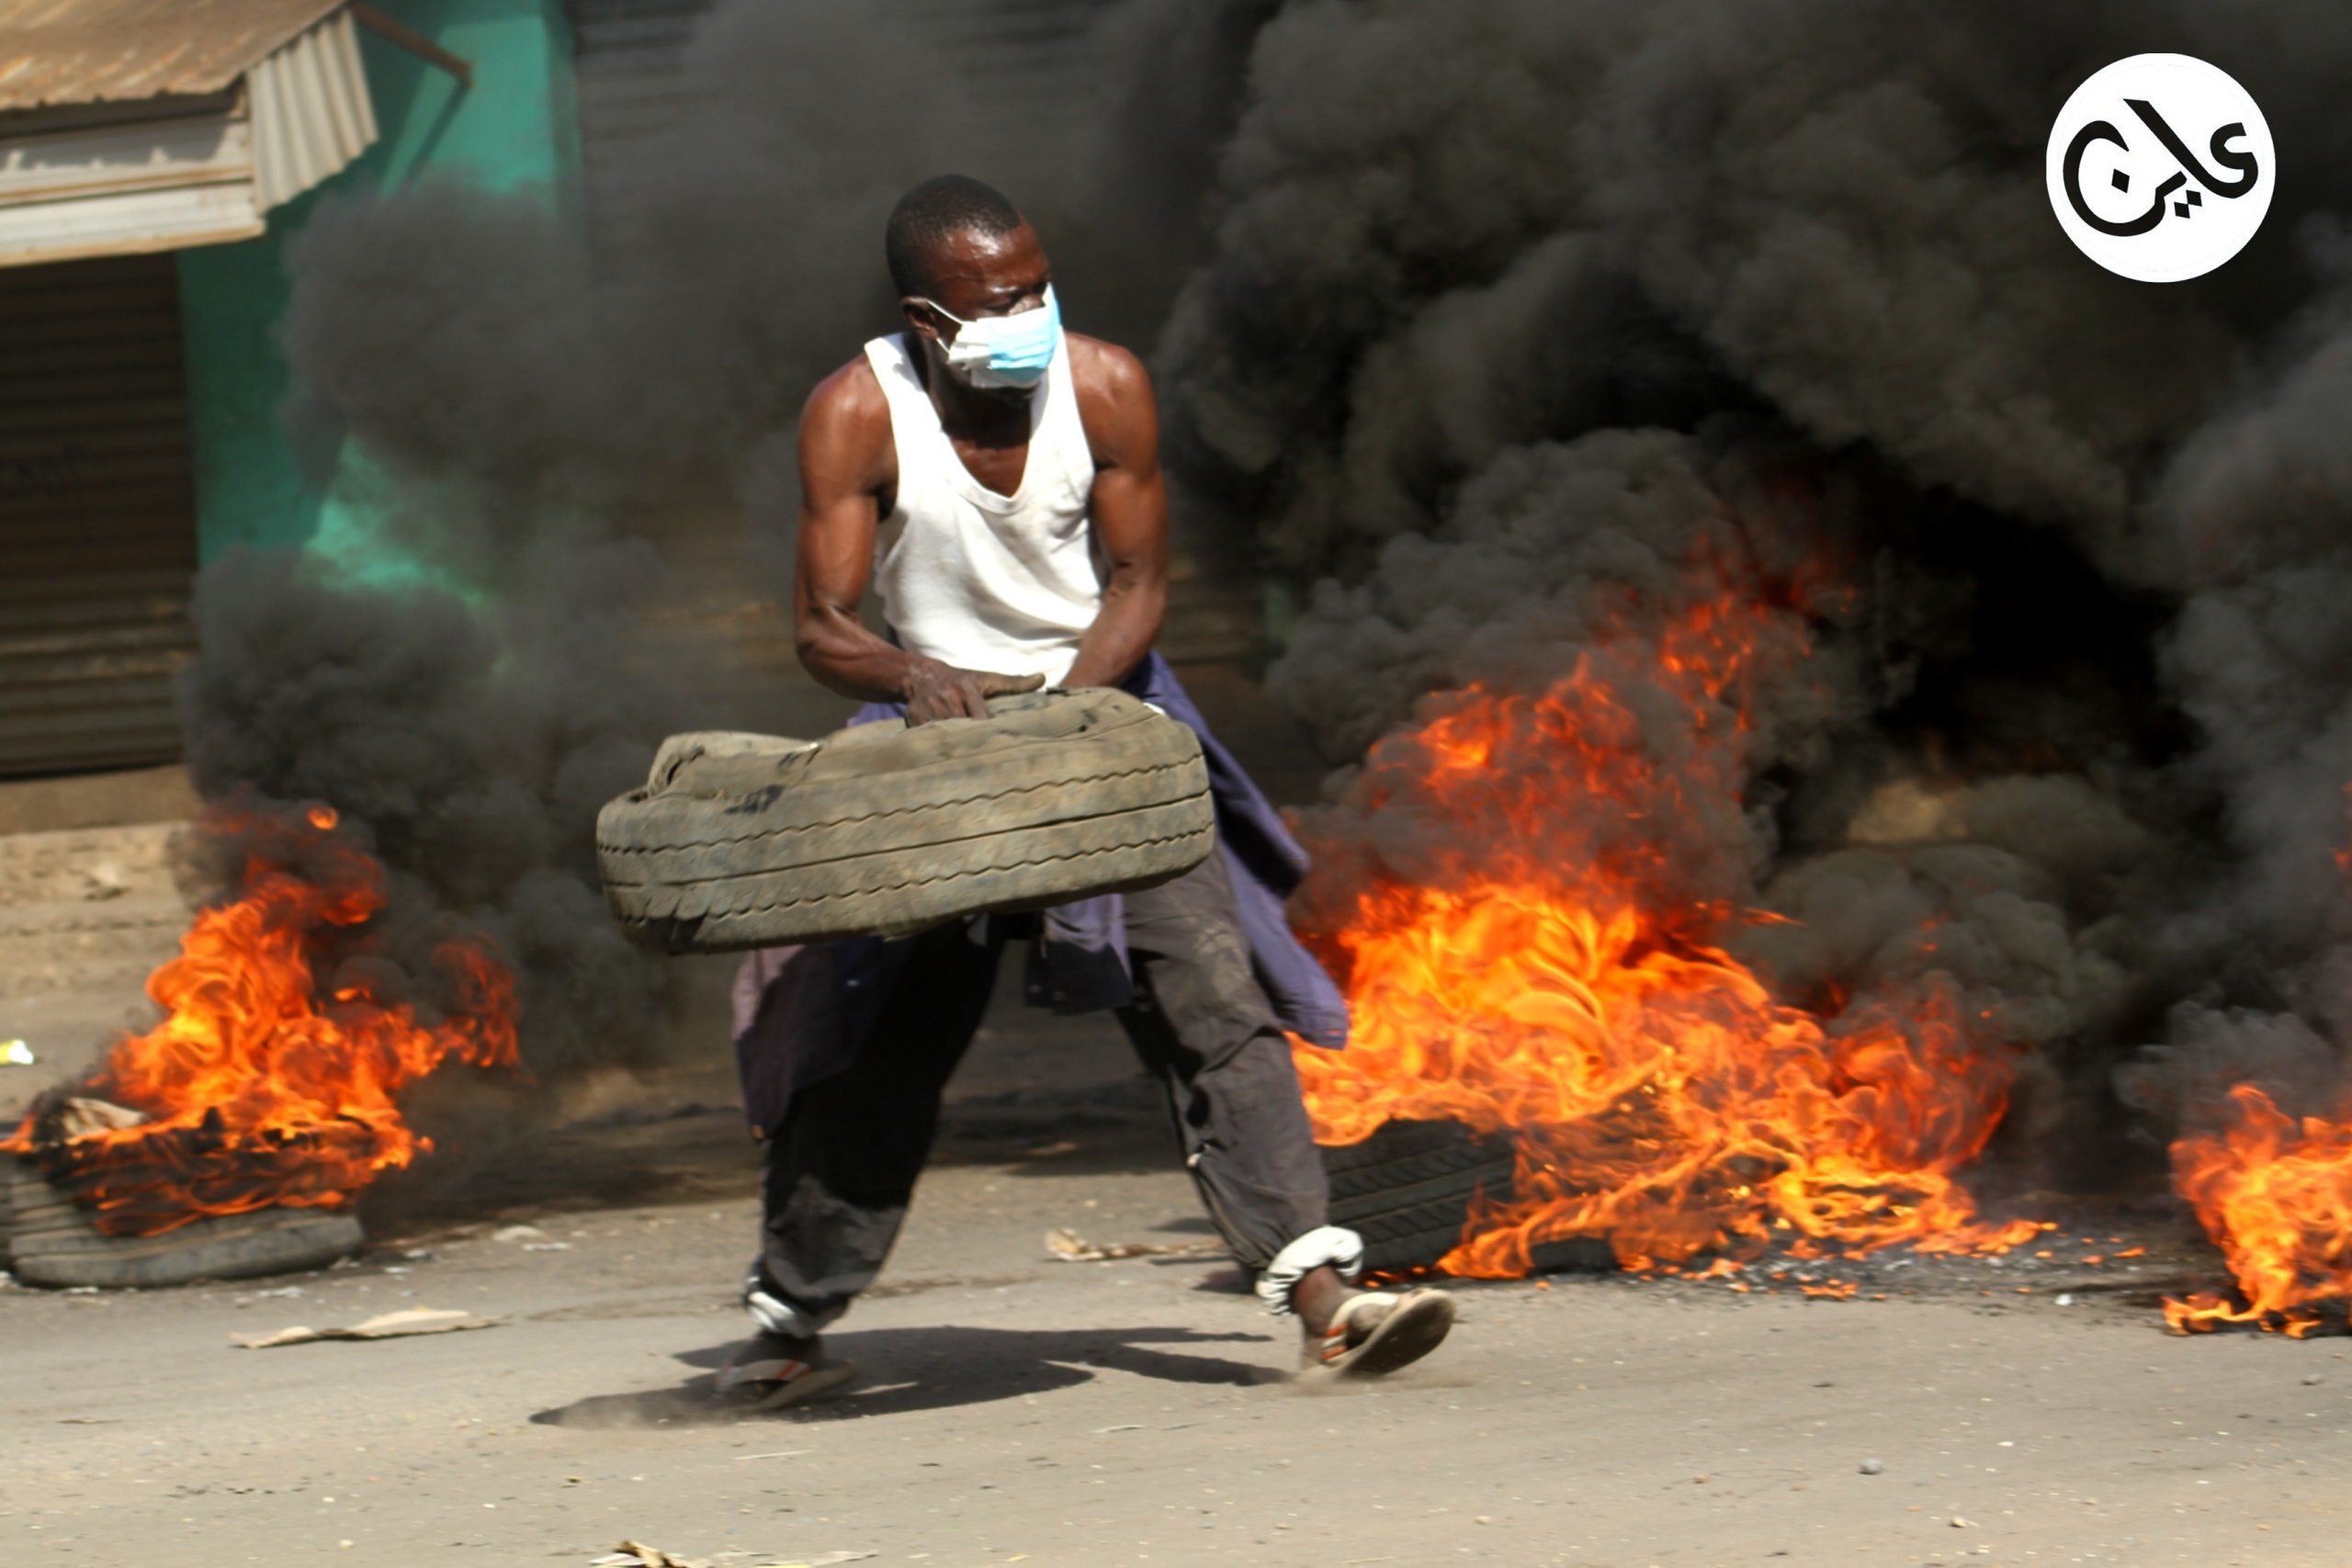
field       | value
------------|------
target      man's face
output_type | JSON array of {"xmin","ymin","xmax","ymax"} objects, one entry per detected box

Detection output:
[{"xmin": 902, "ymin": 221, "xmax": 1053, "ymax": 392}]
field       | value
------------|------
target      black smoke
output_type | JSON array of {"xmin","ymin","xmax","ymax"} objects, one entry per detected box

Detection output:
[
  {"xmin": 1153, "ymin": 0, "xmax": 2352, "ymax": 1185},
  {"xmin": 179, "ymin": 546, "xmax": 673, "ymax": 1076}
]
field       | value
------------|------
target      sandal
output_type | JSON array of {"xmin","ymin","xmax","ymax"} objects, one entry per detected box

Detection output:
[
  {"xmin": 716, "ymin": 1335, "xmax": 862, "ymax": 1411},
  {"xmin": 1307, "ymin": 1286, "xmax": 1455, "ymax": 1377}
]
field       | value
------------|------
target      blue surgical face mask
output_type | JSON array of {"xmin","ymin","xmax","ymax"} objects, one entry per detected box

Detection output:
[{"xmin": 920, "ymin": 285, "xmax": 1060, "ymax": 390}]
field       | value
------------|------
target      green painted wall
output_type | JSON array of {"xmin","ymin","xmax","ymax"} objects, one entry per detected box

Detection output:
[{"xmin": 177, "ymin": 0, "xmax": 582, "ymax": 563}]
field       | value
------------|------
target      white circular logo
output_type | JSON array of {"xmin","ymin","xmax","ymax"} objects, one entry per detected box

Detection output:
[{"xmin": 2046, "ymin": 53, "xmax": 2274, "ymax": 283}]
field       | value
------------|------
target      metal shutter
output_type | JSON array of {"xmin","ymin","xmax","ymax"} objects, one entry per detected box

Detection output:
[
  {"xmin": 569, "ymin": 0, "xmax": 1107, "ymax": 269},
  {"xmin": 893, "ymin": 0, "xmax": 1108, "ymax": 176},
  {"xmin": 0, "ymin": 252, "xmax": 197, "ymax": 777},
  {"xmin": 567, "ymin": 0, "xmax": 710, "ymax": 273}
]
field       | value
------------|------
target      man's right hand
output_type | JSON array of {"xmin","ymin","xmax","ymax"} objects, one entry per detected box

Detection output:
[{"xmin": 902, "ymin": 659, "xmax": 1046, "ymax": 725}]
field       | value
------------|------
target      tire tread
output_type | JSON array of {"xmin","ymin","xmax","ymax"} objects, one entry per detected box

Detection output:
[{"xmin": 596, "ymin": 690, "xmax": 1216, "ymax": 952}]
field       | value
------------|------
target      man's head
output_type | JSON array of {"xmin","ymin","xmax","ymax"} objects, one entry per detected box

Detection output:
[{"xmin": 886, "ymin": 175, "xmax": 1056, "ymax": 393}]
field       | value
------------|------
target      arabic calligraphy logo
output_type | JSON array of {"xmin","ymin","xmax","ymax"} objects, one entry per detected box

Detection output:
[{"xmin": 2046, "ymin": 54, "xmax": 2274, "ymax": 283}]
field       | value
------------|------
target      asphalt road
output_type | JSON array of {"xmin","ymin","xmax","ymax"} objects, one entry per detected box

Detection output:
[{"xmin": 6, "ymin": 1006, "xmax": 2347, "ymax": 1568}]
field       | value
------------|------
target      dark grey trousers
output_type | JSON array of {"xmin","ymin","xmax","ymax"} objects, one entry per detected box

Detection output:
[{"xmin": 749, "ymin": 849, "xmax": 1332, "ymax": 1333}]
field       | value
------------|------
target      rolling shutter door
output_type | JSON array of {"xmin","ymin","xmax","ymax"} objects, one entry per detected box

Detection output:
[
  {"xmin": 0, "ymin": 253, "xmax": 197, "ymax": 777},
  {"xmin": 568, "ymin": 0, "xmax": 710, "ymax": 274},
  {"xmin": 570, "ymin": 0, "xmax": 1107, "ymax": 273}
]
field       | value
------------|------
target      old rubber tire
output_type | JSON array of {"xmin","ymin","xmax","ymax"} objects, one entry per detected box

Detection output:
[
  {"xmin": 2, "ymin": 1158, "xmax": 365, "ymax": 1289},
  {"xmin": 596, "ymin": 688, "xmax": 1215, "ymax": 952},
  {"xmin": 1322, "ymin": 1119, "xmax": 1522, "ymax": 1274}
]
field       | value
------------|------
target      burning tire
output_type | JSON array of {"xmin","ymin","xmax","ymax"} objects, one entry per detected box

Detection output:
[
  {"xmin": 1322, "ymin": 1119, "xmax": 1521, "ymax": 1273},
  {"xmin": 1323, "ymin": 1119, "xmax": 1620, "ymax": 1275},
  {"xmin": 1, "ymin": 1157, "xmax": 364, "ymax": 1290},
  {"xmin": 596, "ymin": 689, "xmax": 1216, "ymax": 952}
]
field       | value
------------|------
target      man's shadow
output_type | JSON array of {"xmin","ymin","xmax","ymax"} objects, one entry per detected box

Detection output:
[{"xmin": 531, "ymin": 1323, "xmax": 1283, "ymax": 1430}]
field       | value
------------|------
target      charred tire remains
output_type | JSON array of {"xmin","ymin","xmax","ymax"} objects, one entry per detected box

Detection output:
[
  {"xmin": 1321, "ymin": 1118, "xmax": 1521, "ymax": 1274},
  {"xmin": 1322, "ymin": 1118, "xmax": 1617, "ymax": 1276},
  {"xmin": 597, "ymin": 689, "xmax": 1216, "ymax": 952},
  {"xmin": 0, "ymin": 1158, "xmax": 364, "ymax": 1290}
]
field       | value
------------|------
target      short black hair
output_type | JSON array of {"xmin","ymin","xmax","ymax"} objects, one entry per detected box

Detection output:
[{"xmin": 885, "ymin": 175, "xmax": 1024, "ymax": 299}]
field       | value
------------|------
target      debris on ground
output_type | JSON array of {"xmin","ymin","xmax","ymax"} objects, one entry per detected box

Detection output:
[
  {"xmin": 484, "ymin": 1223, "xmax": 573, "ymax": 1250},
  {"xmin": 30, "ymin": 1096, "xmax": 147, "ymax": 1141},
  {"xmin": 233, "ymin": 1306, "xmax": 504, "ymax": 1348},
  {"xmin": 4, "ymin": 1156, "xmax": 365, "ymax": 1290},
  {"xmin": 592, "ymin": 1544, "xmax": 876, "ymax": 1568},
  {"xmin": 237, "ymin": 1285, "xmax": 304, "ymax": 1303},
  {"xmin": 2, "ymin": 1040, "xmax": 33, "ymax": 1066},
  {"xmin": 1045, "ymin": 1226, "xmax": 1220, "ymax": 1262}
]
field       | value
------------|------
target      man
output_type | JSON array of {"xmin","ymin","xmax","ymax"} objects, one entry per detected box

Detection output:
[{"xmin": 721, "ymin": 175, "xmax": 1453, "ymax": 1407}]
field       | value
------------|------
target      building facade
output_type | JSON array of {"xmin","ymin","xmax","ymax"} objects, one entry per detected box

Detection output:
[{"xmin": 0, "ymin": 0, "xmax": 582, "ymax": 778}]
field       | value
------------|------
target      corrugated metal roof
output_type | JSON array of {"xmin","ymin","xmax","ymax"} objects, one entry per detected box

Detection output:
[
  {"xmin": 0, "ymin": 6, "xmax": 374, "ymax": 265},
  {"xmin": 247, "ymin": 6, "xmax": 373, "ymax": 207},
  {"xmin": 0, "ymin": 0, "xmax": 348, "ymax": 111}
]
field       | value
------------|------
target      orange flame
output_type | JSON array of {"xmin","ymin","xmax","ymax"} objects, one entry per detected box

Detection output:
[
  {"xmin": 3, "ymin": 799, "xmax": 519, "ymax": 1235},
  {"xmin": 2162, "ymin": 780, "xmax": 2352, "ymax": 1334},
  {"xmin": 1294, "ymin": 584, "xmax": 2036, "ymax": 1276},
  {"xmin": 2164, "ymin": 1084, "xmax": 2352, "ymax": 1336}
]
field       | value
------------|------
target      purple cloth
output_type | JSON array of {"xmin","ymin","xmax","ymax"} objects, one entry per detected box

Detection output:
[{"xmin": 730, "ymin": 654, "xmax": 1348, "ymax": 1134}]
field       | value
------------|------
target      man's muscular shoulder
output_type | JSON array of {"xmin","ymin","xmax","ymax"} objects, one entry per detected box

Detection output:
[
  {"xmin": 1066, "ymin": 332, "xmax": 1158, "ymax": 468},
  {"xmin": 799, "ymin": 354, "xmax": 894, "ymax": 494},
  {"xmin": 1067, "ymin": 332, "xmax": 1150, "ymax": 406}
]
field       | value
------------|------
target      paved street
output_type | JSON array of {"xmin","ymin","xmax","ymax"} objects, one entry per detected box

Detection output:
[{"xmin": 7, "ymin": 1010, "xmax": 2346, "ymax": 1568}]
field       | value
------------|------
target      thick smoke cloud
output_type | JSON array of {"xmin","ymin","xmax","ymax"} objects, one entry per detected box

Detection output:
[
  {"xmin": 1159, "ymin": 0, "xmax": 2281, "ymax": 579},
  {"xmin": 1275, "ymin": 433, "xmax": 1845, "ymax": 941},
  {"xmin": 2117, "ymin": 266, "xmax": 2352, "ymax": 1139},
  {"xmin": 180, "ymin": 546, "xmax": 674, "ymax": 1075},
  {"xmin": 1154, "ymin": 0, "xmax": 2352, "ymax": 1176}
]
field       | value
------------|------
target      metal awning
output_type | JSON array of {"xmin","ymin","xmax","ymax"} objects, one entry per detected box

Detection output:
[{"xmin": 0, "ymin": 0, "xmax": 379, "ymax": 267}]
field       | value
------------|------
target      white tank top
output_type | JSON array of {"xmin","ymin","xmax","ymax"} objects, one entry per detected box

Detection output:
[{"xmin": 862, "ymin": 330, "xmax": 1102, "ymax": 685}]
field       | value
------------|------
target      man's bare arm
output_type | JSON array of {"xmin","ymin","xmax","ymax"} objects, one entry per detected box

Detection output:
[
  {"xmin": 1065, "ymin": 338, "xmax": 1170, "ymax": 691},
  {"xmin": 793, "ymin": 362, "xmax": 1043, "ymax": 722}
]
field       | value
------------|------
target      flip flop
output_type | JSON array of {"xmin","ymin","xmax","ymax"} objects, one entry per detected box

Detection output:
[
  {"xmin": 1309, "ymin": 1287, "xmax": 1456, "ymax": 1377},
  {"xmin": 716, "ymin": 1350, "xmax": 862, "ymax": 1411}
]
